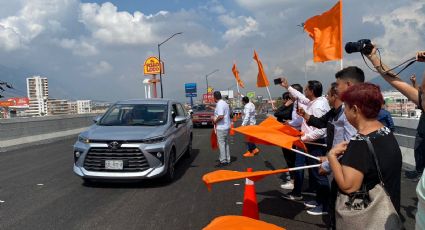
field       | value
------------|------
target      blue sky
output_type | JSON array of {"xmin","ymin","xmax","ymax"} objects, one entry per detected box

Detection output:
[{"xmin": 0, "ymin": 0, "xmax": 424, "ymax": 102}]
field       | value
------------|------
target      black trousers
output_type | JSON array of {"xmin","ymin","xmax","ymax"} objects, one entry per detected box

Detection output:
[
  {"xmin": 415, "ymin": 134, "xmax": 425, "ymax": 173},
  {"xmin": 281, "ymin": 147, "xmax": 296, "ymax": 179}
]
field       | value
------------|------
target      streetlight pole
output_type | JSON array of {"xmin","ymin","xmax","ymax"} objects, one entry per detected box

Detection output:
[
  {"xmin": 158, "ymin": 32, "xmax": 183, "ymax": 98},
  {"xmin": 205, "ymin": 69, "xmax": 219, "ymax": 94}
]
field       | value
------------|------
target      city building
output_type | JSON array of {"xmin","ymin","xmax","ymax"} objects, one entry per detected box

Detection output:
[
  {"xmin": 26, "ymin": 76, "xmax": 49, "ymax": 116},
  {"xmin": 68, "ymin": 101, "xmax": 78, "ymax": 114},
  {"xmin": 47, "ymin": 99, "xmax": 70, "ymax": 115},
  {"xmin": 382, "ymin": 91, "xmax": 417, "ymax": 117},
  {"xmin": 77, "ymin": 100, "xmax": 92, "ymax": 114}
]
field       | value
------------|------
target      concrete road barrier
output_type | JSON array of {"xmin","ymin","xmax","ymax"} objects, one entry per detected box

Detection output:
[{"xmin": 0, "ymin": 114, "xmax": 99, "ymax": 152}]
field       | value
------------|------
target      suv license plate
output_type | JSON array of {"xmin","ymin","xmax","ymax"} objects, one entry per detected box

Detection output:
[
  {"xmin": 201, "ymin": 122, "xmax": 207, "ymax": 125},
  {"xmin": 105, "ymin": 160, "xmax": 123, "ymax": 170}
]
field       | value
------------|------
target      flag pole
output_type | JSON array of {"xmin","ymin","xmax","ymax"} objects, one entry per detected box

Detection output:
[
  {"xmin": 290, "ymin": 148, "xmax": 321, "ymax": 161},
  {"xmin": 235, "ymin": 78, "xmax": 241, "ymax": 106},
  {"xmin": 265, "ymin": 86, "xmax": 275, "ymax": 110}
]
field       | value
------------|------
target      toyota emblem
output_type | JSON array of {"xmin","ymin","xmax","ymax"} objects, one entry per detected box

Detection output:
[{"xmin": 108, "ymin": 141, "xmax": 120, "ymax": 149}]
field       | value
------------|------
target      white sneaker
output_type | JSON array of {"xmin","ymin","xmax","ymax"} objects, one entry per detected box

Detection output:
[{"xmin": 280, "ymin": 181, "xmax": 294, "ymax": 190}]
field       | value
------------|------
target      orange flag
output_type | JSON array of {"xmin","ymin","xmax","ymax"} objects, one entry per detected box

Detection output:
[
  {"xmin": 234, "ymin": 116, "xmax": 307, "ymax": 152},
  {"xmin": 231, "ymin": 63, "xmax": 245, "ymax": 88},
  {"xmin": 253, "ymin": 50, "xmax": 270, "ymax": 87},
  {"xmin": 203, "ymin": 168, "xmax": 290, "ymax": 190},
  {"xmin": 304, "ymin": 0, "xmax": 342, "ymax": 62}
]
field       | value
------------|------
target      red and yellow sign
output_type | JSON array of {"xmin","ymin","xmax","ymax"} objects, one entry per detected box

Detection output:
[
  {"xmin": 143, "ymin": 56, "xmax": 164, "ymax": 75},
  {"xmin": 0, "ymin": 101, "xmax": 14, "ymax": 107},
  {"xmin": 0, "ymin": 97, "xmax": 30, "ymax": 108}
]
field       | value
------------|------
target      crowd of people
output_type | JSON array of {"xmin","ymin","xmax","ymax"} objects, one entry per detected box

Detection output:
[{"xmin": 209, "ymin": 45, "xmax": 425, "ymax": 229}]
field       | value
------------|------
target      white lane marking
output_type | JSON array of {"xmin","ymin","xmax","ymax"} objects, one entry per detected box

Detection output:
[
  {"xmin": 37, "ymin": 184, "xmax": 44, "ymax": 186},
  {"xmin": 236, "ymin": 202, "xmax": 243, "ymax": 205},
  {"xmin": 0, "ymin": 200, "xmax": 5, "ymax": 203},
  {"xmin": 234, "ymin": 183, "xmax": 240, "ymax": 186}
]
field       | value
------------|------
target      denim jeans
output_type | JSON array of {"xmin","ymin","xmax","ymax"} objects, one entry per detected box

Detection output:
[
  {"xmin": 217, "ymin": 129, "xmax": 231, "ymax": 163},
  {"xmin": 305, "ymin": 142, "xmax": 330, "ymax": 211},
  {"xmin": 292, "ymin": 151, "xmax": 306, "ymax": 196}
]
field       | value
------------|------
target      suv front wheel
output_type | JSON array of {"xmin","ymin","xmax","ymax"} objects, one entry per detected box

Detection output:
[
  {"xmin": 163, "ymin": 150, "xmax": 176, "ymax": 182},
  {"xmin": 184, "ymin": 135, "xmax": 192, "ymax": 159}
]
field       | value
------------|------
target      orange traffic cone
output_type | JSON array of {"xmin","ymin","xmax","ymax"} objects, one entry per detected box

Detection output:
[
  {"xmin": 230, "ymin": 122, "xmax": 235, "ymax": 136},
  {"xmin": 242, "ymin": 168, "xmax": 259, "ymax": 220}
]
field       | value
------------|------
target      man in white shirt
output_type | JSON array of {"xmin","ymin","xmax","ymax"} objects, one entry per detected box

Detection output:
[
  {"xmin": 213, "ymin": 91, "xmax": 231, "ymax": 167},
  {"xmin": 281, "ymin": 79, "xmax": 331, "ymax": 216},
  {"xmin": 241, "ymin": 96, "xmax": 260, "ymax": 157}
]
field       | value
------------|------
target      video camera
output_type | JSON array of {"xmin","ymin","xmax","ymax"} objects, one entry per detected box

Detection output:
[{"xmin": 345, "ymin": 39, "xmax": 373, "ymax": 55}]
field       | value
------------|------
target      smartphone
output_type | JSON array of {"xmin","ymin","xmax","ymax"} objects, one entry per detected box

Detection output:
[{"xmin": 273, "ymin": 78, "xmax": 282, "ymax": 85}]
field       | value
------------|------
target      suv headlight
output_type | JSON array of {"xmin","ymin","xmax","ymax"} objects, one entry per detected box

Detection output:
[
  {"xmin": 78, "ymin": 135, "xmax": 90, "ymax": 144},
  {"xmin": 143, "ymin": 136, "xmax": 166, "ymax": 144}
]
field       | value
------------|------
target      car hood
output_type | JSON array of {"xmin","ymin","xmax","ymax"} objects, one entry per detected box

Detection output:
[
  {"xmin": 193, "ymin": 111, "xmax": 214, "ymax": 115},
  {"xmin": 82, "ymin": 124, "xmax": 169, "ymax": 140}
]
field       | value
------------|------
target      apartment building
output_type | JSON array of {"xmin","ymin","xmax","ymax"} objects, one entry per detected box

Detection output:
[
  {"xmin": 47, "ymin": 99, "xmax": 70, "ymax": 115},
  {"xmin": 382, "ymin": 90, "xmax": 417, "ymax": 116},
  {"xmin": 77, "ymin": 100, "xmax": 92, "ymax": 114},
  {"xmin": 26, "ymin": 76, "xmax": 49, "ymax": 116}
]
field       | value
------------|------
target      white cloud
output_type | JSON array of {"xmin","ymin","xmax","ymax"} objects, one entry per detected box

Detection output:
[
  {"xmin": 59, "ymin": 38, "xmax": 98, "ymax": 56},
  {"xmin": 183, "ymin": 41, "xmax": 219, "ymax": 57},
  {"xmin": 273, "ymin": 66, "xmax": 284, "ymax": 76},
  {"xmin": 79, "ymin": 2, "xmax": 166, "ymax": 45},
  {"xmin": 235, "ymin": 0, "xmax": 292, "ymax": 10},
  {"xmin": 0, "ymin": 24, "xmax": 21, "ymax": 51},
  {"xmin": 222, "ymin": 16, "xmax": 259, "ymax": 43},
  {"xmin": 362, "ymin": 2, "xmax": 425, "ymax": 64},
  {"xmin": 0, "ymin": 0, "xmax": 77, "ymax": 50},
  {"xmin": 91, "ymin": 61, "xmax": 113, "ymax": 75}
]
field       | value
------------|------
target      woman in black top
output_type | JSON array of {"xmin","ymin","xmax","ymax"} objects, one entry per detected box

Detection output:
[
  {"xmin": 327, "ymin": 83, "xmax": 402, "ymax": 213},
  {"xmin": 274, "ymin": 92, "xmax": 293, "ymax": 122}
]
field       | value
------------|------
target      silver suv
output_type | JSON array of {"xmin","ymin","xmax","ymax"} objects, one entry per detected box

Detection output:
[{"xmin": 73, "ymin": 99, "xmax": 193, "ymax": 183}]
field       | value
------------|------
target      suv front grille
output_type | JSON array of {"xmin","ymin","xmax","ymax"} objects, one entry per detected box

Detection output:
[{"xmin": 83, "ymin": 147, "xmax": 150, "ymax": 172}]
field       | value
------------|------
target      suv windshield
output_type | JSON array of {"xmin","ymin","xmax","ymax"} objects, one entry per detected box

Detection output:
[
  {"xmin": 193, "ymin": 104, "xmax": 213, "ymax": 112},
  {"xmin": 99, "ymin": 104, "xmax": 168, "ymax": 126}
]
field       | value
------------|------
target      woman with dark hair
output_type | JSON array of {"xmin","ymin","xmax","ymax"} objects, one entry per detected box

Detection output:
[
  {"xmin": 328, "ymin": 83, "xmax": 402, "ymax": 221},
  {"xmin": 274, "ymin": 92, "xmax": 293, "ymax": 122}
]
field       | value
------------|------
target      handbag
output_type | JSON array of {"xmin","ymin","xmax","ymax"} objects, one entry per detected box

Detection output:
[{"xmin": 335, "ymin": 137, "xmax": 402, "ymax": 230}]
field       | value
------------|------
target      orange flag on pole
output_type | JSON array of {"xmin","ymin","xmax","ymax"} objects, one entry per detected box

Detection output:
[
  {"xmin": 304, "ymin": 0, "xmax": 342, "ymax": 62},
  {"xmin": 232, "ymin": 63, "xmax": 245, "ymax": 88},
  {"xmin": 253, "ymin": 50, "xmax": 270, "ymax": 87}
]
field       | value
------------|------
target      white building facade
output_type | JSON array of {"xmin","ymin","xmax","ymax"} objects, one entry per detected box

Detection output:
[
  {"xmin": 26, "ymin": 76, "xmax": 49, "ymax": 116},
  {"xmin": 77, "ymin": 100, "xmax": 92, "ymax": 114}
]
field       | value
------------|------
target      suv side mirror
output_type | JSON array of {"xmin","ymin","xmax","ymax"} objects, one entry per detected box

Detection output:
[
  {"xmin": 93, "ymin": 115, "xmax": 102, "ymax": 124},
  {"xmin": 174, "ymin": 116, "xmax": 186, "ymax": 124}
]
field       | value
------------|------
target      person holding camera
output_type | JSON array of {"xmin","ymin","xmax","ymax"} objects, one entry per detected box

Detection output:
[
  {"xmin": 274, "ymin": 85, "xmax": 304, "ymax": 190},
  {"xmin": 365, "ymin": 47, "xmax": 425, "ymax": 181},
  {"xmin": 274, "ymin": 92, "xmax": 293, "ymax": 123},
  {"xmin": 280, "ymin": 78, "xmax": 331, "ymax": 216},
  {"xmin": 364, "ymin": 46, "xmax": 425, "ymax": 229}
]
